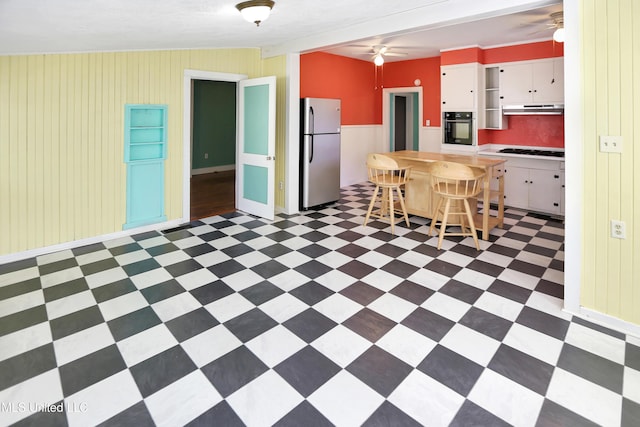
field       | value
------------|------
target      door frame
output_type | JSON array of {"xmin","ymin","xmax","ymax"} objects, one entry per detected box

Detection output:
[
  {"xmin": 382, "ymin": 87, "xmax": 423, "ymax": 152},
  {"xmin": 182, "ymin": 70, "xmax": 247, "ymax": 222}
]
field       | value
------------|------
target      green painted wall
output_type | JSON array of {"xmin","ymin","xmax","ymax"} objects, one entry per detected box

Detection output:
[{"xmin": 192, "ymin": 80, "xmax": 237, "ymax": 169}]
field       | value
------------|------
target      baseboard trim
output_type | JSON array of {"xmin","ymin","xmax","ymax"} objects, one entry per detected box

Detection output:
[
  {"xmin": 0, "ymin": 217, "xmax": 188, "ymax": 265},
  {"xmin": 565, "ymin": 306, "xmax": 640, "ymax": 339},
  {"xmin": 191, "ymin": 165, "xmax": 235, "ymax": 175}
]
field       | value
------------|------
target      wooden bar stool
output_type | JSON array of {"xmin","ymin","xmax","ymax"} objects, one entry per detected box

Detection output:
[
  {"xmin": 428, "ymin": 161, "xmax": 485, "ymax": 250},
  {"xmin": 363, "ymin": 153, "xmax": 412, "ymax": 235}
]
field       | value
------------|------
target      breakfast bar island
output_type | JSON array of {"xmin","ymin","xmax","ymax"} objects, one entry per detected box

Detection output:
[{"xmin": 385, "ymin": 150, "xmax": 507, "ymax": 240}]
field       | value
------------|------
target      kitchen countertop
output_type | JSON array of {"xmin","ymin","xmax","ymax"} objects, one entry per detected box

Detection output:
[{"xmin": 389, "ymin": 150, "xmax": 506, "ymax": 168}]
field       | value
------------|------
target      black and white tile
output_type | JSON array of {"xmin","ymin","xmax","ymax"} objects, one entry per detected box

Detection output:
[{"xmin": 0, "ymin": 182, "xmax": 638, "ymax": 427}]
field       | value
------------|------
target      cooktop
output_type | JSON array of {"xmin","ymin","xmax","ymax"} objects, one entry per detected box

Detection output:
[{"xmin": 498, "ymin": 148, "xmax": 564, "ymax": 157}]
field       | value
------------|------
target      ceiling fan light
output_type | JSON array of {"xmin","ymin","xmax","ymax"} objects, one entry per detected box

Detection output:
[
  {"xmin": 553, "ymin": 27, "xmax": 565, "ymax": 43},
  {"xmin": 374, "ymin": 54, "xmax": 384, "ymax": 66},
  {"xmin": 236, "ymin": 0, "xmax": 275, "ymax": 26}
]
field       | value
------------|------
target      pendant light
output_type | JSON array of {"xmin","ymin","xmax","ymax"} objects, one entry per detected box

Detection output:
[{"xmin": 236, "ymin": 0, "xmax": 275, "ymax": 26}]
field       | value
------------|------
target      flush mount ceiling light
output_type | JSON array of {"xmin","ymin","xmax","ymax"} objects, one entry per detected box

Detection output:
[{"xmin": 236, "ymin": 0, "xmax": 275, "ymax": 26}]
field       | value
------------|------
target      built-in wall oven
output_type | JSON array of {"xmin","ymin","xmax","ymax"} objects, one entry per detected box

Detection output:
[{"xmin": 443, "ymin": 111, "xmax": 474, "ymax": 146}]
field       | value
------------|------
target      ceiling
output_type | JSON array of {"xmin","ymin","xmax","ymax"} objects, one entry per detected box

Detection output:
[
  {"xmin": 0, "ymin": 0, "xmax": 562, "ymax": 60},
  {"xmin": 324, "ymin": 4, "xmax": 564, "ymax": 62}
]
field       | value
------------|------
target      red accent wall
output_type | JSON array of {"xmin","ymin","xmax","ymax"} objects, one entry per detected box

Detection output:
[
  {"xmin": 441, "ymin": 47, "xmax": 484, "ymax": 65},
  {"xmin": 300, "ymin": 52, "xmax": 379, "ymax": 125},
  {"xmin": 484, "ymin": 40, "xmax": 564, "ymax": 64},
  {"xmin": 383, "ymin": 57, "xmax": 442, "ymax": 127},
  {"xmin": 478, "ymin": 116, "xmax": 564, "ymax": 147}
]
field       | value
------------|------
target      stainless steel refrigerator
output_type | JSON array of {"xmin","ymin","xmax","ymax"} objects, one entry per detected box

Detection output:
[{"xmin": 300, "ymin": 97, "xmax": 341, "ymax": 209}]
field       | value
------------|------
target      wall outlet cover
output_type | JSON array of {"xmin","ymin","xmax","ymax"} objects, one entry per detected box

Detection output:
[{"xmin": 610, "ymin": 219, "xmax": 626, "ymax": 239}]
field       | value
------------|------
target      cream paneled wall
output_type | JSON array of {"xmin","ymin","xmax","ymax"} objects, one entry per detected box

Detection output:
[
  {"xmin": 262, "ymin": 55, "xmax": 287, "ymax": 208},
  {"xmin": 0, "ymin": 48, "xmax": 287, "ymax": 256},
  {"xmin": 580, "ymin": 0, "xmax": 640, "ymax": 324}
]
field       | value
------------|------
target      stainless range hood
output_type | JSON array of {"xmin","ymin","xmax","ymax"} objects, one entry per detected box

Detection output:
[{"xmin": 502, "ymin": 104, "xmax": 564, "ymax": 115}]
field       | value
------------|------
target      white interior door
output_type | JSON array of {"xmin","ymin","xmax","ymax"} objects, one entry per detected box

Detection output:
[{"xmin": 237, "ymin": 76, "xmax": 276, "ymax": 220}]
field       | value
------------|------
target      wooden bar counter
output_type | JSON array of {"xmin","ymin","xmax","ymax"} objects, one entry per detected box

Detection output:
[{"xmin": 386, "ymin": 150, "xmax": 506, "ymax": 240}]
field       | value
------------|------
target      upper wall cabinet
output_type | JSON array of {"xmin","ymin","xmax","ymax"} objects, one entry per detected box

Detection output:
[
  {"xmin": 441, "ymin": 63, "xmax": 482, "ymax": 111},
  {"xmin": 499, "ymin": 58, "xmax": 564, "ymax": 105}
]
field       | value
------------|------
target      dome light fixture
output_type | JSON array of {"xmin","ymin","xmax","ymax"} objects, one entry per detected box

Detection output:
[
  {"xmin": 374, "ymin": 54, "xmax": 384, "ymax": 66},
  {"xmin": 236, "ymin": 0, "xmax": 275, "ymax": 26}
]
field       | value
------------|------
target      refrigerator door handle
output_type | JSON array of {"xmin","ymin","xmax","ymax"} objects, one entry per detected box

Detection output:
[
  {"xmin": 309, "ymin": 135, "xmax": 314, "ymax": 163},
  {"xmin": 309, "ymin": 106, "xmax": 314, "ymax": 134}
]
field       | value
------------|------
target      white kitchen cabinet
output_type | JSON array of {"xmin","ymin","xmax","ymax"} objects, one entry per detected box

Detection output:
[
  {"xmin": 503, "ymin": 163, "xmax": 564, "ymax": 215},
  {"xmin": 499, "ymin": 58, "xmax": 564, "ymax": 105},
  {"xmin": 559, "ymin": 170, "xmax": 565, "ymax": 215},
  {"xmin": 440, "ymin": 63, "xmax": 480, "ymax": 111},
  {"xmin": 504, "ymin": 166, "xmax": 529, "ymax": 208}
]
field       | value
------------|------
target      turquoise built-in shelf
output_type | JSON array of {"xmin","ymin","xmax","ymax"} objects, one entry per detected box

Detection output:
[{"xmin": 123, "ymin": 104, "xmax": 168, "ymax": 230}]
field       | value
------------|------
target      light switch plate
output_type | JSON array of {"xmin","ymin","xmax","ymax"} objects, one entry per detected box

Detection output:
[{"xmin": 599, "ymin": 135, "xmax": 623, "ymax": 153}]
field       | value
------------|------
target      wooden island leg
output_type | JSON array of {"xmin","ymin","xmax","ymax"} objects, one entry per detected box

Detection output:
[
  {"xmin": 498, "ymin": 174, "xmax": 504, "ymax": 228},
  {"xmin": 482, "ymin": 173, "xmax": 490, "ymax": 240}
]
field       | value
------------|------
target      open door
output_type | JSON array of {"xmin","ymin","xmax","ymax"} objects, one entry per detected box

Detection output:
[{"xmin": 237, "ymin": 76, "xmax": 276, "ymax": 220}]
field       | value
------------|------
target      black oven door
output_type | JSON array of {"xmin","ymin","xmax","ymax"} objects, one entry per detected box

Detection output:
[{"xmin": 444, "ymin": 118, "xmax": 473, "ymax": 145}]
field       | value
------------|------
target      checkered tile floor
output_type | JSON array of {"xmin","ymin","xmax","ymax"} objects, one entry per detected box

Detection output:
[{"xmin": 1, "ymin": 183, "xmax": 639, "ymax": 427}]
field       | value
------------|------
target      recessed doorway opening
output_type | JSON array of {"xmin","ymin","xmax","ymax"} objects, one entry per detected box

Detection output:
[
  {"xmin": 382, "ymin": 87, "xmax": 422, "ymax": 152},
  {"xmin": 189, "ymin": 79, "xmax": 237, "ymax": 220},
  {"xmin": 183, "ymin": 70, "xmax": 248, "ymax": 221}
]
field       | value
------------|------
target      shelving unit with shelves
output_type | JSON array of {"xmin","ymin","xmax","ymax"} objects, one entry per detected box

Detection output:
[
  {"xmin": 124, "ymin": 106, "xmax": 168, "ymax": 162},
  {"xmin": 484, "ymin": 66, "xmax": 507, "ymax": 130},
  {"xmin": 123, "ymin": 104, "xmax": 168, "ymax": 230}
]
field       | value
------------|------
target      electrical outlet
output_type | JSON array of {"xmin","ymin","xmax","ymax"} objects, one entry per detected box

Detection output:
[
  {"xmin": 204, "ymin": 153, "xmax": 208, "ymax": 159},
  {"xmin": 426, "ymin": 119, "xmax": 431, "ymax": 126},
  {"xmin": 599, "ymin": 136, "xmax": 623, "ymax": 153},
  {"xmin": 610, "ymin": 220, "xmax": 626, "ymax": 239}
]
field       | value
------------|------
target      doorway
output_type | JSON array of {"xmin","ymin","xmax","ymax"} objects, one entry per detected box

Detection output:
[
  {"xmin": 383, "ymin": 88, "xmax": 422, "ymax": 152},
  {"xmin": 394, "ymin": 95, "xmax": 407, "ymax": 151},
  {"xmin": 190, "ymin": 79, "xmax": 237, "ymax": 220},
  {"xmin": 182, "ymin": 70, "xmax": 248, "ymax": 222}
]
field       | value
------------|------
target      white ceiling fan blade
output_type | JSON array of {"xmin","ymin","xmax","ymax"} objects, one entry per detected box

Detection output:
[{"xmin": 384, "ymin": 52, "xmax": 409, "ymax": 57}]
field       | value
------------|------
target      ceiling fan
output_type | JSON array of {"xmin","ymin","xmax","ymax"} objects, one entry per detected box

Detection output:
[
  {"xmin": 549, "ymin": 11, "xmax": 565, "ymax": 42},
  {"xmin": 350, "ymin": 44, "xmax": 409, "ymax": 65},
  {"xmin": 525, "ymin": 11, "xmax": 564, "ymax": 42},
  {"xmin": 371, "ymin": 45, "xmax": 408, "ymax": 65}
]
